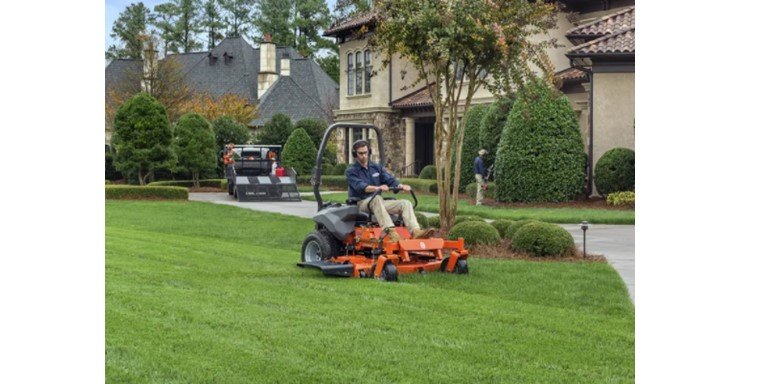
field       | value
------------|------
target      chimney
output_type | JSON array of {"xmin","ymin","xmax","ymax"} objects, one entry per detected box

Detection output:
[
  {"xmin": 141, "ymin": 38, "xmax": 158, "ymax": 94},
  {"xmin": 258, "ymin": 33, "xmax": 279, "ymax": 98},
  {"xmin": 280, "ymin": 52, "xmax": 291, "ymax": 76}
]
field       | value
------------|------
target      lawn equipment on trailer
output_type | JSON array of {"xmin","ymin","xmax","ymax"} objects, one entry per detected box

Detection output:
[{"xmin": 297, "ymin": 123, "xmax": 469, "ymax": 282}]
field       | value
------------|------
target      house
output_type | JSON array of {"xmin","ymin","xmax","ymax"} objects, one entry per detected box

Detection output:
[
  {"xmin": 104, "ymin": 35, "xmax": 339, "ymax": 144},
  {"xmin": 323, "ymin": 0, "xmax": 634, "ymax": 195}
]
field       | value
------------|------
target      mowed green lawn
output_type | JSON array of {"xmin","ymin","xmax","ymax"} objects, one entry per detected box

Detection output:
[
  {"xmin": 304, "ymin": 192, "xmax": 635, "ymax": 224},
  {"xmin": 106, "ymin": 200, "xmax": 634, "ymax": 383}
]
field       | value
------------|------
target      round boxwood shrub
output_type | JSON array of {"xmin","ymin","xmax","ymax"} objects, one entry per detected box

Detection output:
[
  {"xmin": 447, "ymin": 221, "xmax": 500, "ymax": 246},
  {"xmin": 491, "ymin": 219, "xmax": 516, "ymax": 239},
  {"xmin": 427, "ymin": 216, "xmax": 441, "ymax": 228},
  {"xmin": 415, "ymin": 212, "xmax": 429, "ymax": 229},
  {"xmin": 510, "ymin": 222, "xmax": 574, "ymax": 257},
  {"xmin": 322, "ymin": 163, "xmax": 334, "ymax": 176},
  {"xmin": 454, "ymin": 215, "xmax": 485, "ymax": 225},
  {"xmin": 504, "ymin": 219, "xmax": 542, "ymax": 240},
  {"xmin": 332, "ymin": 163, "xmax": 349, "ymax": 175},
  {"xmin": 607, "ymin": 191, "xmax": 635, "ymax": 207},
  {"xmin": 495, "ymin": 78, "xmax": 586, "ymax": 202},
  {"xmin": 594, "ymin": 147, "xmax": 635, "ymax": 196},
  {"xmin": 419, "ymin": 165, "xmax": 437, "ymax": 179},
  {"xmin": 464, "ymin": 182, "xmax": 496, "ymax": 200}
]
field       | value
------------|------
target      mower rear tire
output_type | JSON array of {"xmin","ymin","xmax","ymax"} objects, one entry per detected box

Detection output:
[
  {"xmin": 454, "ymin": 259, "xmax": 469, "ymax": 274},
  {"xmin": 301, "ymin": 230, "xmax": 338, "ymax": 263},
  {"xmin": 381, "ymin": 263, "xmax": 398, "ymax": 282}
]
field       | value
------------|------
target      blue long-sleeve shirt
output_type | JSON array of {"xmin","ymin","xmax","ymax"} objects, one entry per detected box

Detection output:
[
  {"xmin": 473, "ymin": 156, "xmax": 486, "ymax": 176},
  {"xmin": 346, "ymin": 161, "xmax": 400, "ymax": 199}
]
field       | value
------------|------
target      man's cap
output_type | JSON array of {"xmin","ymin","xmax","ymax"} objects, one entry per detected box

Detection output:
[{"xmin": 478, "ymin": 149, "xmax": 488, "ymax": 155}]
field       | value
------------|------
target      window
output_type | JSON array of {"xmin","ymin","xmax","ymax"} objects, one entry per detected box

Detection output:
[
  {"xmin": 347, "ymin": 53, "xmax": 354, "ymax": 95},
  {"xmin": 364, "ymin": 50, "xmax": 371, "ymax": 94},
  {"xmin": 355, "ymin": 52, "xmax": 363, "ymax": 94},
  {"xmin": 346, "ymin": 50, "xmax": 374, "ymax": 96}
]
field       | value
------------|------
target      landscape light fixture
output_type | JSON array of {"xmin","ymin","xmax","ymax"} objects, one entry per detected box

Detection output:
[{"xmin": 580, "ymin": 221, "xmax": 589, "ymax": 256}]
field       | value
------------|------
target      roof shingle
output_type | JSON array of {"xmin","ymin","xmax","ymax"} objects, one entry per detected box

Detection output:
[
  {"xmin": 568, "ymin": 28, "xmax": 635, "ymax": 56},
  {"xmin": 390, "ymin": 85, "xmax": 433, "ymax": 109}
]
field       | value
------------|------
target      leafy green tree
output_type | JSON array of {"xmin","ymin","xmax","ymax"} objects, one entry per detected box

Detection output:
[
  {"xmin": 111, "ymin": 93, "xmax": 176, "ymax": 185},
  {"xmin": 212, "ymin": 116, "xmax": 251, "ymax": 149},
  {"xmin": 373, "ymin": 0, "xmax": 558, "ymax": 230},
  {"xmin": 106, "ymin": 3, "xmax": 151, "ymax": 59},
  {"xmin": 256, "ymin": 113, "xmax": 294, "ymax": 146},
  {"xmin": 201, "ymin": 0, "xmax": 226, "ymax": 49},
  {"xmin": 479, "ymin": 96, "xmax": 514, "ymax": 172},
  {"xmin": 281, "ymin": 128, "xmax": 317, "ymax": 175},
  {"xmin": 495, "ymin": 78, "xmax": 585, "ymax": 202},
  {"xmin": 458, "ymin": 104, "xmax": 490, "ymax": 191},
  {"xmin": 316, "ymin": 52, "xmax": 339, "ymax": 83},
  {"xmin": 173, "ymin": 113, "xmax": 217, "ymax": 187},
  {"xmin": 332, "ymin": 0, "xmax": 371, "ymax": 22},
  {"xmin": 219, "ymin": 0, "xmax": 255, "ymax": 37}
]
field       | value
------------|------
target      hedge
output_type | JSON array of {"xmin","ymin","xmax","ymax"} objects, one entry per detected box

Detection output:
[
  {"xmin": 296, "ymin": 176, "xmax": 438, "ymax": 194},
  {"xmin": 148, "ymin": 179, "xmax": 226, "ymax": 189},
  {"xmin": 510, "ymin": 221, "xmax": 574, "ymax": 257},
  {"xmin": 491, "ymin": 219, "xmax": 516, "ymax": 239},
  {"xmin": 460, "ymin": 104, "xmax": 491, "ymax": 190},
  {"xmin": 332, "ymin": 163, "xmax": 349, "ymax": 175},
  {"xmin": 106, "ymin": 185, "xmax": 188, "ymax": 200},
  {"xmin": 464, "ymin": 182, "xmax": 496, "ymax": 200},
  {"xmin": 594, "ymin": 147, "xmax": 635, "ymax": 196},
  {"xmin": 415, "ymin": 212, "xmax": 429, "ymax": 229},
  {"xmin": 447, "ymin": 221, "xmax": 500, "ymax": 246}
]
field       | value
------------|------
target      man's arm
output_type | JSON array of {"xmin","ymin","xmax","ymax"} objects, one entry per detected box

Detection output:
[{"xmin": 346, "ymin": 168, "xmax": 369, "ymax": 196}]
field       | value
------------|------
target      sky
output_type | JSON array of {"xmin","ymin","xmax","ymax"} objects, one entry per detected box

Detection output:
[{"xmin": 105, "ymin": 0, "xmax": 337, "ymax": 53}]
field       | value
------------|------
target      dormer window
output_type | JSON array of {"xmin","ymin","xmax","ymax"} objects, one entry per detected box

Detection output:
[
  {"xmin": 223, "ymin": 52, "xmax": 233, "ymax": 64},
  {"xmin": 208, "ymin": 52, "xmax": 218, "ymax": 65}
]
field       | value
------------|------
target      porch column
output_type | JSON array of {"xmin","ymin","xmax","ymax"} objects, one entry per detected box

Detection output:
[
  {"xmin": 348, "ymin": 127, "xmax": 354, "ymax": 163},
  {"xmin": 367, "ymin": 128, "xmax": 379, "ymax": 164},
  {"xmin": 405, "ymin": 117, "xmax": 415, "ymax": 176}
]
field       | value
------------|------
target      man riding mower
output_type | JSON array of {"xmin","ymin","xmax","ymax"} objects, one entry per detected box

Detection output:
[{"xmin": 298, "ymin": 123, "xmax": 469, "ymax": 282}]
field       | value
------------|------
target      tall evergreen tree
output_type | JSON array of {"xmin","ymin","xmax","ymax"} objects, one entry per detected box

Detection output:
[
  {"xmin": 152, "ymin": 0, "xmax": 203, "ymax": 53},
  {"xmin": 253, "ymin": 0, "xmax": 293, "ymax": 46},
  {"xmin": 106, "ymin": 2, "xmax": 152, "ymax": 60},
  {"xmin": 219, "ymin": 0, "xmax": 255, "ymax": 37},
  {"xmin": 253, "ymin": 0, "xmax": 333, "ymax": 58},
  {"xmin": 201, "ymin": 0, "xmax": 226, "ymax": 49}
]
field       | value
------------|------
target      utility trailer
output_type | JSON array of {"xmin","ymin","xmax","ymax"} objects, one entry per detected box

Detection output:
[{"xmin": 224, "ymin": 145, "xmax": 301, "ymax": 202}]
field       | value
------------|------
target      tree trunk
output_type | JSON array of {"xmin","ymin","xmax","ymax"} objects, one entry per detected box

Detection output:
[
  {"xmin": 193, "ymin": 172, "xmax": 200, "ymax": 188},
  {"xmin": 138, "ymin": 166, "xmax": 146, "ymax": 186}
]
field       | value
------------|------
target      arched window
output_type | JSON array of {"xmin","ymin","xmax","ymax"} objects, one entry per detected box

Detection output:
[{"xmin": 347, "ymin": 53, "xmax": 354, "ymax": 95}]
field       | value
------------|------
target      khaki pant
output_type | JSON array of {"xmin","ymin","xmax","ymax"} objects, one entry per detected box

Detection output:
[
  {"xmin": 358, "ymin": 195, "xmax": 421, "ymax": 232},
  {"xmin": 475, "ymin": 174, "xmax": 486, "ymax": 204}
]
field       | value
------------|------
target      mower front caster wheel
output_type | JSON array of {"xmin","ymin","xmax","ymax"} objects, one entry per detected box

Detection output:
[
  {"xmin": 380, "ymin": 263, "xmax": 398, "ymax": 282},
  {"xmin": 454, "ymin": 259, "xmax": 469, "ymax": 274}
]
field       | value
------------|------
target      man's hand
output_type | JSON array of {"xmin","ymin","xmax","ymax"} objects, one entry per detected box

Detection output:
[
  {"xmin": 399, "ymin": 184, "xmax": 412, "ymax": 192},
  {"xmin": 378, "ymin": 184, "xmax": 390, "ymax": 192}
]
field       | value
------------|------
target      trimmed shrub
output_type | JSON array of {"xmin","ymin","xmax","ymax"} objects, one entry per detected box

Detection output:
[
  {"xmin": 322, "ymin": 163, "xmax": 334, "ymax": 176},
  {"xmin": 479, "ymin": 96, "xmax": 514, "ymax": 174},
  {"xmin": 256, "ymin": 113, "xmax": 294, "ymax": 147},
  {"xmin": 294, "ymin": 118, "xmax": 328, "ymax": 147},
  {"xmin": 427, "ymin": 216, "xmax": 441, "ymax": 228},
  {"xmin": 105, "ymin": 185, "xmax": 188, "ymax": 200},
  {"xmin": 111, "ymin": 92, "xmax": 175, "ymax": 185},
  {"xmin": 607, "ymin": 191, "xmax": 635, "ymax": 207},
  {"xmin": 212, "ymin": 116, "xmax": 251, "ymax": 150},
  {"xmin": 464, "ymin": 182, "xmax": 496, "ymax": 200},
  {"xmin": 447, "ymin": 221, "xmax": 500, "ymax": 246},
  {"xmin": 495, "ymin": 78, "xmax": 586, "ymax": 202},
  {"xmin": 454, "ymin": 215, "xmax": 485, "ymax": 225},
  {"xmin": 173, "ymin": 113, "xmax": 217, "ymax": 187},
  {"xmin": 415, "ymin": 212, "xmax": 429, "ymax": 229},
  {"xmin": 491, "ymin": 219, "xmax": 516, "ymax": 239},
  {"xmin": 148, "ymin": 179, "xmax": 225, "ymax": 189},
  {"xmin": 281, "ymin": 128, "xmax": 318, "ymax": 175},
  {"xmin": 332, "ymin": 163, "xmax": 349, "ymax": 175},
  {"xmin": 419, "ymin": 165, "xmax": 437, "ymax": 179},
  {"xmin": 459, "ymin": 104, "xmax": 491, "ymax": 190},
  {"xmin": 510, "ymin": 222, "xmax": 574, "ymax": 257},
  {"xmin": 594, "ymin": 147, "xmax": 635, "ymax": 196},
  {"xmin": 504, "ymin": 219, "xmax": 542, "ymax": 240}
]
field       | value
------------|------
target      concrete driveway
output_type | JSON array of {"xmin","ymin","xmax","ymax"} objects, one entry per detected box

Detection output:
[{"xmin": 189, "ymin": 192, "xmax": 635, "ymax": 302}]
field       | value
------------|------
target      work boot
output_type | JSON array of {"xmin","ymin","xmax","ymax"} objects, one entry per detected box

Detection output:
[
  {"xmin": 412, "ymin": 228, "xmax": 436, "ymax": 239},
  {"xmin": 384, "ymin": 227, "xmax": 401, "ymax": 243}
]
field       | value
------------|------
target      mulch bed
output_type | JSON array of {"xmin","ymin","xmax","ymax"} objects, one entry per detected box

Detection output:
[
  {"xmin": 474, "ymin": 196, "xmax": 633, "ymax": 211},
  {"xmin": 470, "ymin": 240, "xmax": 606, "ymax": 263}
]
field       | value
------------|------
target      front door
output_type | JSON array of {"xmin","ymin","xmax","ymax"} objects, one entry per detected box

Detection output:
[{"xmin": 414, "ymin": 120, "xmax": 435, "ymax": 175}]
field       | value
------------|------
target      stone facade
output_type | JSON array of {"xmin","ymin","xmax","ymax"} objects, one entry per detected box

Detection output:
[{"xmin": 333, "ymin": 110, "xmax": 408, "ymax": 171}]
